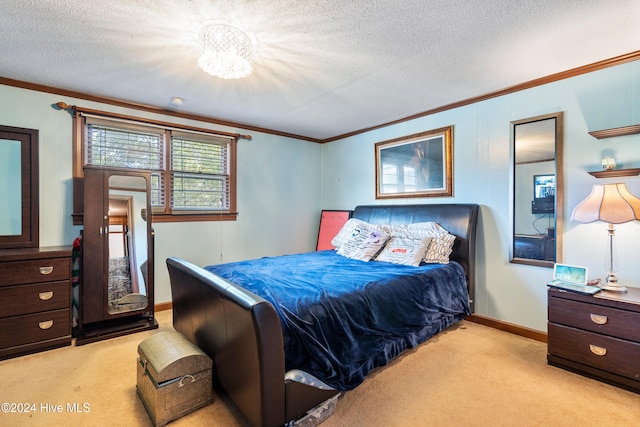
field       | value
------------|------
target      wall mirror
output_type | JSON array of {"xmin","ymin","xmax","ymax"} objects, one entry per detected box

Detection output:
[
  {"xmin": 107, "ymin": 174, "xmax": 150, "ymax": 315},
  {"xmin": 511, "ymin": 112, "xmax": 563, "ymax": 267},
  {"xmin": 0, "ymin": 125, "xmax": 39, "ymax": 249}
]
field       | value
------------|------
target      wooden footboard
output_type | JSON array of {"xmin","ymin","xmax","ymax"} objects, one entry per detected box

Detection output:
[
  {"xmin": 166, "ymin": 257, "xmax": 286, "ymax": 427},
  {"xmin": 166, "ymin": 257, "xmax": 338, "ymax": 427}
]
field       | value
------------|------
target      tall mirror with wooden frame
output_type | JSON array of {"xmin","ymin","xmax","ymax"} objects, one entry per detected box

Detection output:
[
  {"xmin": 0, "ymin": 125, "xmax": 39, "ymax": 249},
  {"xmin": 77, "ymin": 167, "xmax": 157, "ymax": 344},
  {"xmin": 511, "ymin": 112, "xmax": 563, "ymax": 267}
]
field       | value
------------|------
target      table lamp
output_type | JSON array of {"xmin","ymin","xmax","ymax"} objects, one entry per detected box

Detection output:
[{"xmin": 571, "ymin": 183, "xmax": 640, "ymax": 293}]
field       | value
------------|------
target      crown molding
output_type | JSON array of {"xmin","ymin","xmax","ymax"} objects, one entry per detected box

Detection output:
[{"xmin": 2, "ymin": 49, "xmax": 640, "ymax": 144}]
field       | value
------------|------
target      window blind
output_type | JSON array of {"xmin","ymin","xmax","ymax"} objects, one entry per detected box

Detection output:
[
  {"xmin": 171, "ymin": 134, "xmax": 231, "ymax": 211},
  {"xmin": 85, "ymin": 122, "xmax": 163, "ymax": 170},
  {"xmin": 80, "ymin": 113, "xmax": 235, "ymax": 215},
  {"xmin": 84, "ymin": 120, "xmax": 165, "ymax": 208}
]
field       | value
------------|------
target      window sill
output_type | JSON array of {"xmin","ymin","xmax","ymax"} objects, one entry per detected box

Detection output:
[{"xmin": 151, "ymin": 212, "xmax": 238, "ymax": 223}]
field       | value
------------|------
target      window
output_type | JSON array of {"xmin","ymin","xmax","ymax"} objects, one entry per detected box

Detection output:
[
  {"xmin": 85, "ymin": 118, "xmax": 165, "ymax": 209},
  {"xmin": 72, "ymin": 109, "xmax": 239, "ymax": 223},
  {"xmin": 170, "ymin": 132, "xmax": 231, "ymax": 213}
]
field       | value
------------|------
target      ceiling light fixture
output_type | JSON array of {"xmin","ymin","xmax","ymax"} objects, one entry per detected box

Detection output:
[{"xmin": 197, "ymin": 24, "xmax": 254, "ymax": 80}]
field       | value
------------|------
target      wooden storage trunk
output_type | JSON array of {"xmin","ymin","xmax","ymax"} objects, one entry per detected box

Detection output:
[{"xmin": 136, "ymin": 330, "xmax": 213, "ymax": 426}]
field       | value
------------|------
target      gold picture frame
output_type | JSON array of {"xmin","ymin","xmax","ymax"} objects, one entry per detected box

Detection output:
[{"xmin": 375, "ymin": 126, "xmax": 453, "ymax": 199}]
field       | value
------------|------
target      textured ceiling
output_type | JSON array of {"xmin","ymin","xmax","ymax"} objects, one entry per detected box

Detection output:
[{"xmin": 1, "ymin": 0, "xmax": 639, "ymax": 141}]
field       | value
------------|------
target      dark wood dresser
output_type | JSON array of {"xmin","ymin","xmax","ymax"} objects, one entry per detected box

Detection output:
[
  {"xmin": 0, "ymin": 246, "xmax": 73, "ymax": 360},
  {"xmin": 547, "ymin": 286, "xmax": 640, "ymax": 393}
]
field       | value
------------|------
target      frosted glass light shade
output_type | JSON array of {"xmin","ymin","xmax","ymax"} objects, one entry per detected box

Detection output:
[{"xmin": 197, "ymin": 24, "xmax": 254, "ymax": 80}]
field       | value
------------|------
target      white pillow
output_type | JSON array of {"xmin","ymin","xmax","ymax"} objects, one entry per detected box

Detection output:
[
  {"xmin": 374, "ymin": 236, "xmax": 432, "ymax": 266},
  {"xmin": 405, "ymin": 221, "xmax": 448, "ymax": 236},
  {"xmin": 337, "ymin": 228, "xmax": 389, "ymax": 262},
  {"xmin": 388, "ymin": 222, "xmax": 455, "ymax": 264},
  {"xmin": 331, "ymin": 218, "xmax": 376, "ymax": 249}
]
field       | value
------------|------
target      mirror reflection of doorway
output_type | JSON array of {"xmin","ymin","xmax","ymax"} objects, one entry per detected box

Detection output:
[{"xmin": 107, "ymin": 181, "xmax": 148, "ymax": 314}]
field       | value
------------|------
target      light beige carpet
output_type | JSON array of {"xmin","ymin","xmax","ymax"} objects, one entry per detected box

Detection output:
[{"xmin": 1, "ymin": 310, "xmax": 638, "ymax": 427}]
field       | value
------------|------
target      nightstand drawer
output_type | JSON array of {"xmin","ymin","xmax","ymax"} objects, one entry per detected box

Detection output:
[
  {"xmin": 548, "ymin": 323, "xmax": 640, "ymax": 381},
  {"xmin": 0, "ymin": 309, "xmax": 71, "ymax": 349},
  {"xmin": 0, "ymin": 281, "xmax": 70, "ymax": 317},
  {"xmin": 548, "ymin": 295, "xmax": 640, "ymax": 342},
  {"xmin": 0, "ymin": 258, "xmax": 71, "ymax": 287}
]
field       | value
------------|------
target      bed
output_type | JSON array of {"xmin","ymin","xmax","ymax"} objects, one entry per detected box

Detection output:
[
  {"xmin": 514, "ymin": 234, "xmax": 553, "ymax": 260},
  {"xmin": 167, "ymin": 203, "xmax": 479, "ymax": 427}
]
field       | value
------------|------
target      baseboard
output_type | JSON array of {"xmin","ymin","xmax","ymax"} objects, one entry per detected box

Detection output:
[
  {"xmin": 465, "ymin": 314, "xmax": 548, "ymax": 343},
  {"xmin": 155, "ymin": 301, "xmax": 173, "ymax": 312}
]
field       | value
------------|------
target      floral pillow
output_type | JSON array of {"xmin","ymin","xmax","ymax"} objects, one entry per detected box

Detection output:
[{"xmin": 374, "ymin": 236, "xmax": 433, "ymax": 266}]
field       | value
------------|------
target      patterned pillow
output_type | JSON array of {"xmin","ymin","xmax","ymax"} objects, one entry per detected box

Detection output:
[
  {"xmin": 387, "ymin": 222, "xmax": 455, "ymax": 264},
  {"xmin": 331, "ymin": 218, "xmax": 377, "ymax": 249},
  {"xmin": 336, "ymin": 227, "xmax": 389, "ymax": 262},
  {"xmin": 374, "ymin": 236, "xmax": 432, "ymax": 266},
  {"xmin": 423, "ymin": 232, "xmax": 455, "ymax": 264}
]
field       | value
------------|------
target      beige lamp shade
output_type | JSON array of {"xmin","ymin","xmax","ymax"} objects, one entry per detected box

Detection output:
[{"xmin": 571, "ymin": 183, "xmax": 640, "ymax": 224}]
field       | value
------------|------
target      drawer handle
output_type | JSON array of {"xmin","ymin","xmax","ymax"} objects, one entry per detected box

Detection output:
[
  {"xmin": 590, "ymin": 314, "xmax": 608, "ymax": 325},
  {"xmin": 589, "ymin": 344, "xmax": 607, "ymax": 356},
  {"xmin": 39, "ymin": 320, "xmax": 54, "ymax": 330},
  {"xmin": 39, "ymin": 266, "xmax": 54, "ymax": 275},
  {"xmin": 39, "ymin": 291, "xmax": 54, "ymax": 301}
]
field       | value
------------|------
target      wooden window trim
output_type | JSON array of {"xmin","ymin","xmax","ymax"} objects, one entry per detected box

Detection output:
[{"xmin": 69, "ymin": 105, "xmax": 245, "ymax": 225}]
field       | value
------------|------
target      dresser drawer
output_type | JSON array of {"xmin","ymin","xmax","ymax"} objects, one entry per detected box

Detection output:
[
  {"xmin": 0, "ymin": 281, "xmax": 70, "ymax": 317},
  {"xmin": 0, "ymin": 309, "xmax": 71, "ymax": 349},
  {"xmin": 0, "ymin": 257, "xmax": 70, "ymax": 287},
  {"xmin": 548, "ymin": 323, "xmax": 640, "ymax": 381},
  {"xmin": 549, "ymin": 295, "xmax": 640, "ymax": 342}
]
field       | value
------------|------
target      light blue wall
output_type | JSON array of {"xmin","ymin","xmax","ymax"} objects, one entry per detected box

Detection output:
[
  {"xmin": 321, "ymin": 60, "xmax": 640, "ymax": 332},
  {"xmin": 0, "ymin": 84, "xmax": 322, "ymax": 305},
  {"xmin": 3, "ymin": 59, "xmax": 640, "ymax": 332}
]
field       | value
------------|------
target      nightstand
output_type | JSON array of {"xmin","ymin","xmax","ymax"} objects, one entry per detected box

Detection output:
[{"xmin": 547, "ymin": 286, "xmax": 640, "ymax": 393}]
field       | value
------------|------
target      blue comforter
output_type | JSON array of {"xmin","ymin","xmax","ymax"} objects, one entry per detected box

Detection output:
[{"xmin": 205, "ymin": 250, "xmax": 470, "ymax": 391}]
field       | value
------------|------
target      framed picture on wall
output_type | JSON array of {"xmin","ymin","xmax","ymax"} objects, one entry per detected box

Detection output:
[
  {"xmin": 375, "ymin": 126, "xmax": 453, "ymax": 199},
  {"xmin": 316, "ymin": 210, "xmax": 352, "ymax": 251}
]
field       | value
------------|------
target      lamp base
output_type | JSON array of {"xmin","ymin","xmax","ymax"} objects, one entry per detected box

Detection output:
[
  {"xmin": 602, "ymin": 270, "xmax": 627, "ymax": 293},
  {"xmin": 599, "ymin": 283, "xmax": 628, "ymax": 293}
]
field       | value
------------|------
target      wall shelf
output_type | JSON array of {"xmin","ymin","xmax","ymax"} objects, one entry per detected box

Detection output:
[
  {"xmin": 588, "ymin": 125, "xmax": 640, "ymax": 139},
  {"xmin": 588, "ymin": 168, "xmax": 640, "ymax": 178}
]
